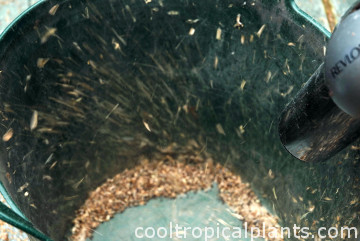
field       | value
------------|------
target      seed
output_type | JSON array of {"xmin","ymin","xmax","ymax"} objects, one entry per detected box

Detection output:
[
  {"xmin": 188, "ymin": 28, "xmax": 195, "ymax": 36},
  {"xmin": 256, "ymin": 24, "xmax": 266, "ymax": 38},
  {"xmin": 49, "ymin": 4, "xmax": 60, "ymax": 15},
  {"xmin": 234, "ymin": 14, "xmax": 244, "ymax": 28},
  {"xmin": 17, "ymin": 183, "xmax": 29, "ymax": 192},
  {"xmin": 37, "ymin": 58, "xmax": 50, "ymax": 68},
  {"xmin": 143, "ymin": 121, "xmax": 151, "ymax": 132},
  {"xmin": 30, "ymin": 111, "xmax": 38, "ymax": 131},
  {"xmin": 186, "ymin": 19, "xmax": 199, "ymax": 24},
  {"xmin": 40, "ymin": 28, "xmax": 57, "ymax": 44},
  {"xmin": 167, "ymin": 11, "xmax": 179, "ymax": 16},
  {"xmin": 240, "ymin": 80, "xmax": 246, "ymax": 91},
  {"xmin": 5, "ymin": 173, "xmax": 11, "ymax": 184},
  {"xmin": 2, "ymin": 128, "xmax": 13, "ymax": 142},
  {"xmin": 216, "ymin": 28, "xmax": 222, "ymax": 40},
  {"xmin": 216, "ymin": 123, "xmax": 225, "ymax": 135},
  {"xmin": 250, "ymin": 34, "xmax": 254, "ymax": 42},
  {"xmin": 241, "ymin": 35, "xmax": 245, "ymax": 44},
  {"xmin": 214, "ymin": 56, "xmax": 218, "ymax": 69}
]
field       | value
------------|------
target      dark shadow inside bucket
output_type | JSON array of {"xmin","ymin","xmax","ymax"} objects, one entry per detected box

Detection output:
[{"xmin": 1, "ymin": 0, "xmax": 360, "ymax": 240}]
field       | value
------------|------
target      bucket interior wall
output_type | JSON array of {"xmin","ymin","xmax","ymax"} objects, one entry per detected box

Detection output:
[{"xmin": 0, "ymin": 0, "xmax": 359, "ymax": 240}]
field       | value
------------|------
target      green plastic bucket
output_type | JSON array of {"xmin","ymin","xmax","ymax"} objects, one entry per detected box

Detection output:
[{"xmin": 0, "ymin": 0, "xmax": 356, "ymax": 240}]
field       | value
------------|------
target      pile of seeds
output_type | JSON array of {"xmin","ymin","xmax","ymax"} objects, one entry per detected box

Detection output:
[{"xmin": 71, "ymin": 155, "xmax": 281, "ymax": 241}]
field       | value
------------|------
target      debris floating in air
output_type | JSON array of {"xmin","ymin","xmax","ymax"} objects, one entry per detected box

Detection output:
[
  {"xmin": 186, "ymin": 19, "xmax": 199, "ymax": 24},
  {"xmin": 37, "ymin": 58, "xmax": 50, "ymax": 68},
  {"xmin": 167, "ymin": 10, "xmax": 180, "ymax": 15},
  {"xmin": 40, "ymin": 27, "xmax": 57, "ymax": 44},
  {"xmin": 216, "ymin": 123, "xmax": 226, "ymax": 135},
  {"xmin": 188, "ymin": 28, "xmax": 195, "ymax": 35},
  {"xmin": 234, "ymin": 14, "xmax": 244, "ymax": 28},
  {"xmin": 143, "ymin": 121, "xmax": 151, "ymax": 132},
  {"xmin": 287, "ymin": 42, "xmax": 296, "ymax": 47},
  {"xmin": 30, "ymin": 110, "xmax": 38, "ymax": 131},
  {"xmin": 256, "ymin": 24, "xmax": 266, "ymax": 38},
  {"xmin": 49, "ymin": 4, "xmax": 60, "ymax": 15},
  {"xmin": 216, "ymin": 28, "xmax": 222, "ymax": 40},
  {"xmin": 2, "ymin": 128, "xmax": 13, "ymax": 142}
]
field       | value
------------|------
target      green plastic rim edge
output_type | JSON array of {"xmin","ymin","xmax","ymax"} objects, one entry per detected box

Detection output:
[
  {"xmin": 287, "ymin": 0, "xmax": 332, "ymax": 38},
  {"xmin": 0, "ymin": 0, "xmax": 331, "ymax": 240},
  {"xmin": 0, "ymin": 1, "xmax": 51, "ymax": 240}
]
